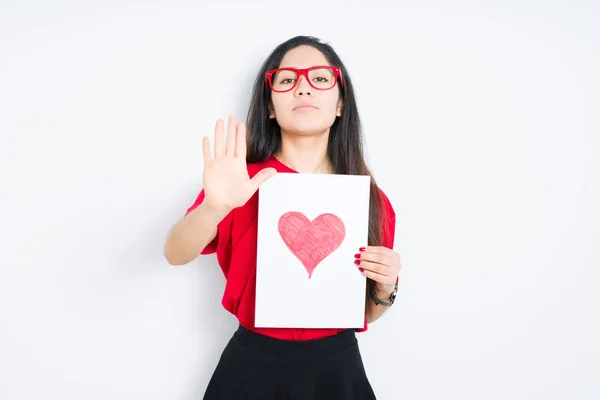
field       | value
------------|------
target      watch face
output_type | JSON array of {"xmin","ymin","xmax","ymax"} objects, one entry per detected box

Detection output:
[{"xmin": 390, "ymin": 282, "xmax": 398, "ymax": 302}]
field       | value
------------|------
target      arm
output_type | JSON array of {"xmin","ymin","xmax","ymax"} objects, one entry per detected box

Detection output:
[
  {"xmin": 164, "ymin": 115, "xmax": 276, "ymax": 266},
  {"xmin": 356, "ymin": 245, "xmax": 401, "ymax": 324},
  {"xmin": 365, "ymin": 283, "xmax": 396, "ymax": 323},
  {"xmin": 361, "ymin": 189, "xmax": 399, "ymax": 324},
  {"xmin": 163, "ymin": 201, "xmax": 229, "ymax": 266}
]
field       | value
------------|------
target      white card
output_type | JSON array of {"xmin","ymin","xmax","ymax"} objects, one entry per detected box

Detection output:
[{"xmin": 255, "ymin": 172, "xmax": 371, "ymax": 328}]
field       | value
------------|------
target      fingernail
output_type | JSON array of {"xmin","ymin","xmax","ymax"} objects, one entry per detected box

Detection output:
[
  {"xmin": 354, "ymin": 253, "xmax": 360, "ymax": 258},
  {"xmin": 354, "ymin": 260, "xmax": 360, "ymax": 265},
  {"xmin": 359, "ymin": 247, "xmax": 366, "ymax": 251},
  {"xmin": 359, "ymin": 268, "xmax": 364, "ymax": 272}
]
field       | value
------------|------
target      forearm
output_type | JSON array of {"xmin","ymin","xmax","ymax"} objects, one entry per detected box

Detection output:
[
  {"xmin": 365, "ymin": 286, "xmax": 395, "ymax": 323},
  {"xmin": 164, "ymin": 202, "xmax": 229, "ymax": 265}
]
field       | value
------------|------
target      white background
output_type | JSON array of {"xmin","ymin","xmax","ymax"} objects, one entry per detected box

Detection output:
[
  {"xmin": 1, "ymin": 1, "xmax": 599, "ymax": 399},
  {"xmin": 255, "ymin": 173, "xmax": 370, "ymax": 329}
]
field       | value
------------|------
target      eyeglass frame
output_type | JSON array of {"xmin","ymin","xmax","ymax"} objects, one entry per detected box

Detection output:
[{"xmin": 265, "ymin": 65, "xmax": 345, "ymax": 93}]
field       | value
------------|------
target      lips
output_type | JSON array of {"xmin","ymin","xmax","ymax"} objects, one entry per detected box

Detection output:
[{"xmin": 293, "ymin": 104, "xmax": 318, "ymax": 110}]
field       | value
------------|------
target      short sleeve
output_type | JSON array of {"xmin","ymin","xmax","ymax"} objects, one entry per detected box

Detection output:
[
  {"xmin": 184, "ymin": 189, "xmax": 219, "ymax": 255},
  {"xmin": 379, "ymin": 189, "xmax": 396, "ymax": 249}
]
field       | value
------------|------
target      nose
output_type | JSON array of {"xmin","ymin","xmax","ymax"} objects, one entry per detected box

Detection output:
[{"xmin": 294, "ymin": 74, "xmax": 312, "ymax": 96}]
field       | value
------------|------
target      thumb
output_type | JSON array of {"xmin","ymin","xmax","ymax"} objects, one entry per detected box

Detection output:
[{"xmin": 249, "ymin": 167, "xmax": 277, "ymax": 190}]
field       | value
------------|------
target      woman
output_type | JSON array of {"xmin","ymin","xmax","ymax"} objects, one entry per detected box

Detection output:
[{"xmin": 164, "ymin": 35, "xmax": 402, "ymax": 399}]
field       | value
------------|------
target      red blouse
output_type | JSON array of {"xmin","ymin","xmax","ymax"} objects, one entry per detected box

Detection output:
[{"xmin": 185, "ymin": 155, "xmax": 396, "ymax": 340}]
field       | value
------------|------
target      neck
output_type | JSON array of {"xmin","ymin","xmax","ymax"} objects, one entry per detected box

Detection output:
[{"xmin": 276, "ymin": 130, "xmax": 332, "ymax": 174}]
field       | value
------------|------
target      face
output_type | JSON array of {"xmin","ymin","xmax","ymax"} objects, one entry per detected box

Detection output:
[{"xmin": 268, "ymin": 45, "xmax": 344, "ymax": 136}]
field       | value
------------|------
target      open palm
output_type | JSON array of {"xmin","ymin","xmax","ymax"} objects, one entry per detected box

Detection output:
[{"xmin": 201, "ymin": 116, "xmax": 276, "ymax": 213}]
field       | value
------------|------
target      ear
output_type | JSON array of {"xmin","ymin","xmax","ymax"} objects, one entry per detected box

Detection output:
[
  {"xmin": 268, "ymin": 103, "xmax": 276, "ymax": 119},
  {"xmin": 336, "ymin": 98, "xmax": 344, "ymax": 117}
]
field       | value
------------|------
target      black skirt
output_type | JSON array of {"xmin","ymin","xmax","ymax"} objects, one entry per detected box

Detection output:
[{"xmin": 202, "ymin": 324, "xmax": 377, "ymax": 399}]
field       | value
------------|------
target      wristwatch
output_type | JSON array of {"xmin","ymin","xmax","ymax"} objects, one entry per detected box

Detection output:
[{"xmin": 370, "ymin": 280, "xmax": 398, "ymax": 306}]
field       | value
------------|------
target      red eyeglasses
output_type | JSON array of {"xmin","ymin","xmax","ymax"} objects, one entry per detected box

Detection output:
[{"xmin": 265, "ymin": 65, "xmax": 344, "ymax": 93}]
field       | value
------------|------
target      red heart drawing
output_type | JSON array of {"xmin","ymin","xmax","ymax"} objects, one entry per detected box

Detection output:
[{"xmin": 278, "ymin": 211, "xmax": 346, "ymax": 279}]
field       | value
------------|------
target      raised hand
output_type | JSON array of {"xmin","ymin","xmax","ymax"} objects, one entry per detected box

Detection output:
[{"xmin": 201, "ymin": 116, "xmax": 277, "ymax": 213}]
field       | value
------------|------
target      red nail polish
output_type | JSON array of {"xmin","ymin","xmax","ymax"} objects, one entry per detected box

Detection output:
[
  {"xmin": 354, "ymin": 260, "xmax": 360, "ymax": 265},
  {"xmin": 359, "ymin": 247, "xmax": 366, "ymax": 252},
  {"xmin": 354, "ymin": 253, "xmax": 360, "ymax": 258},
  {"xmin": 359, "ymin": 267, "xmax": 364, "ymax": 272}
]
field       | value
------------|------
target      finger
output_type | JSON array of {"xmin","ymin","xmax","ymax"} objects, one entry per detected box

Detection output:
[
  {"xmin": 359, "ymin": 267, "xmax": 395, "ymax": 286},
  {"xmin": 362, "ymin": 246, "xmax": 400, "ymax": 262},
  {"xmin": 235, "ymin": 122, "xmax": 247, "ymax": 159},
  {"xmin": 225, "ymin": 115, "xmax": 237, "ymax": 156},
  {"xmin": 360, "ymin": 246, "xmax": 394, "ymax": 256},
  {"xmin": 214, "ymin": 119, "xmax": 225, "ymax": 158},
  {"xmin": 357, "ymin": 251, "xmax": 395, "ymax": 266},
  {"xmin": 202, "ymin": 136, "xmax": 212, "ymax": 162},
  {"xmin": 356, "ymin": 260, "xmax": 393, "ymax": 276},
  {"xmin": 249, "ymin": 167, "xmax": 277, "ymax": 190}
]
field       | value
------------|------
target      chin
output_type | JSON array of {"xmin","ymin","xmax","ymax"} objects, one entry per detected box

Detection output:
[
  {"xmin": 281, "ymin": 118, "xmax": 335, "ymax": 136},
  {"xmin": 285, "ymin": 125, "xmax": 328, "ymax": 136}
]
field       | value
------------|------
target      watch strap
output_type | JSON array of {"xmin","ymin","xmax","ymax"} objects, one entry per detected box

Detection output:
[{"xmin": 370, "ymin": 280, "xmax": 398, "ymax": 306}]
